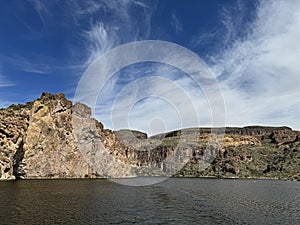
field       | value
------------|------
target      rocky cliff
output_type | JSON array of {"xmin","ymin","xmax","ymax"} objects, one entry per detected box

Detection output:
[{"xmin": 0, "ymin": 93, "xmax": 299, "ymax": 180}]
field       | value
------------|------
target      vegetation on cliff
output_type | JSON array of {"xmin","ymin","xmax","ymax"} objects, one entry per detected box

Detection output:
[{"xmin": 0, "ymin": 93, "xmax": 299, "ymax": 180}]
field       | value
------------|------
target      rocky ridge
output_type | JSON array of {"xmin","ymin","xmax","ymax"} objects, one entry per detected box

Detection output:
[{"xmin": 0, "ymin": 93, "xmax": 299, "ymax": 180}]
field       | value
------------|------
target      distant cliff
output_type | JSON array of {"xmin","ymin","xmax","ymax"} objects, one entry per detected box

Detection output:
[{"xmin": 0, "ymin": 93, "xmax": 299, "ymax": 180}]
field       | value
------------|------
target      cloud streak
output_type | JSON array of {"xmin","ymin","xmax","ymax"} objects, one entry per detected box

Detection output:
[
  {"xmin": 0, "ymin": 76, "xmax": 13, "ymax": 87},
  {"xmin": 170, "ymin": 11, "xmax": 183, "ymax": 33},
  {"xmin": 211, "ymin": 0, "xmax": 300, "ymax": 129},
  {"xmin": 77, "ymin": 0, "xmax": 300, "ymax": 133},
  {"xmin": 0, "ymin": 54, "xmax": 57, "ymax": 75},
  {"xmin": 0, "ymin": 64, "xmax": 14, "ymax": 87},
  {"xmin": 81, "ymin": 0, "xmax": 155, "ymax": 66},
  {"xmin": 93, "ymin": 62, "xmax": 215, "ymax": 135}
]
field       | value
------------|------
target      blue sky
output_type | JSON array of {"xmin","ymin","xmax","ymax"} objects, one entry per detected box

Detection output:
[{"xmin": 1, "ymin": 0, "xmax": 300, "ymax": 134}]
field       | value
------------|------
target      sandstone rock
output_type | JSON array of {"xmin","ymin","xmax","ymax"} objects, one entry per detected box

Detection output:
[
  {"xmin": 0, "ymin": 93, "xmax": 300, "ymax": 180},
  {"xmin": 72, "ymin": 102, "xmax": 91, "ymax": 118}
]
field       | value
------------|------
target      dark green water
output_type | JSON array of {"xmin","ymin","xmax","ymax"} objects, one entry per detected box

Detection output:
[{"xmin": 0, "ymin": 178, "xmax": 299, "ymax": 224}]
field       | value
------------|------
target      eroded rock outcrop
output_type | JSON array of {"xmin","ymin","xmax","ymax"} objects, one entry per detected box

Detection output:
[
  {"xmin": 22, "ymin": 93, "xmax": 94, "ymax": 179},
  {"xmin": 0, "ymin": 103, "xmax": 29, "ymax": 179},
  {"xmin": 0, "ymin": 93, "xmax": 300, "ymax": 180},
  {"xmin": 0, "ymin": 93, "xmax": 97, "ymax": 179}
]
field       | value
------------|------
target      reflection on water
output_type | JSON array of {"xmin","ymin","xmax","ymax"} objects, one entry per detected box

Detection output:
[{"xmin": 0, "ymin": 178, "xmax": 299, "ymax": 224}]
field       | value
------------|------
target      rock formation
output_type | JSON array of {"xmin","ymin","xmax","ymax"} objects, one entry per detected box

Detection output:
[{"xmin": 0, "ymin": 93, "xmax": 299, "ymax": 180}]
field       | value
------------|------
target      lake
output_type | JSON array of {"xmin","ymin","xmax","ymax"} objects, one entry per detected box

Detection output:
[{"xmin": 0, "ymin": 178, "xmax": 299, "ymax": 224}]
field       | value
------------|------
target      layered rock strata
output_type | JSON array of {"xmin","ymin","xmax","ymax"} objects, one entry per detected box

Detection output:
[{"xmin": 0, "ymin": 93, "xmax": 299, "ymax": 180}]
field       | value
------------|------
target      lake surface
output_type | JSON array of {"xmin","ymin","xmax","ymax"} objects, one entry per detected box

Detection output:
[{"xmin": 0, "ymin": 178, "xmax": 299, "ymax": 224}]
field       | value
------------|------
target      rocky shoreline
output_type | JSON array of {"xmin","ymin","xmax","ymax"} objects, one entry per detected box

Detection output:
[{"xmin": 1, "ymin": 93, "xmax": 300, "ymax": 181}]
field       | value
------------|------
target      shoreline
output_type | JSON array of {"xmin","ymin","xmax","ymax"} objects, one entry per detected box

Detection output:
[{"xmin": 1, "ymin": 176, "xmax": 299, "ymax": 182}]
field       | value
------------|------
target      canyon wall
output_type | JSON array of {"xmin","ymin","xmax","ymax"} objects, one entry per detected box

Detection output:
[{"xmin": 0, "ymin": 93, "xmax": 299, "ymax": 180}]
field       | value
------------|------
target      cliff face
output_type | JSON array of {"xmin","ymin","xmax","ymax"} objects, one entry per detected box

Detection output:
[
  {"xmin": 0, "ymin": 93, "xmax": 299, "ymax": 180},
  {"xmin": 0, "ymin": 93, "xmax": 94, "ymax": 179},
  {"xmin": 180, "ymin": 128, "xmax": 300, "ymax": 179}
]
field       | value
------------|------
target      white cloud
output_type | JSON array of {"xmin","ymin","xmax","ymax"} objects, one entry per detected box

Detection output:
[
  {"xmin": 83, "ymin": 22, "xmax": 119, "ymax": 66},
  {"xmin": 93, "ymin": 62, "xmax": 215, "ymax": 135},
  {"xmin": 82, "ymin": 0, "xmax": 155, "ymax": 66},
  {"xmin": 80, "ymin": 0, "xmax": 300, "ymax": 134},
  {"xmin": 211, "ymin": 0, "xmax": 300, "ymax": 129}
]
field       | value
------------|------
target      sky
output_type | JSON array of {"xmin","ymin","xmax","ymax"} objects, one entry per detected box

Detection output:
[{"xmin": 0, "ymin": 0, "xmax": 300, "ymax": 135}]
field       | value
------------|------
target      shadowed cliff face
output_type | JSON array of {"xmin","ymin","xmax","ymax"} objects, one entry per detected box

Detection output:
[{"xmin": 0, "ymin": 93, "xmax": 299, "ymax": 180}]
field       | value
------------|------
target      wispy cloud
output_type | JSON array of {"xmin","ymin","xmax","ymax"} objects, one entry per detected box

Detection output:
[
  {"xmin": 20, "ymin": 1, "xmax": 157, "ymax": 74},
  {"xmin": 1, "ymin": 54, "xmax": 52, "ymax": 74},
  {"xmin": 0, "ymin": 76, "xmax": 13, "ymax": 88},
  {"xmin": 31, "ymin": 0, "xmax": 49, "ymax": 16},
  {"xmin": 170, "ymin": 11, "xmax": 183, "ymax": 33},
  {"xmin": 0, "ymin": 65, "xmax": 16, "ymax": 108},
  {"xmin": 16, "ymin": 0, "xmax": 289, "ymax": 134},
  {"xmin": 93, "ymin": 62, "xmax": 214, "ymax": 135},
  {"xmin": 0, "ymin": 65, "xmax": 14, "ymax": 87},
  {"xmin": 0, "ymin": 77, "xmax": 13, "ymax": 88},
  {"xmin": 82, "ymin": 0, "xmax": 156, "ymax": 66},
  {"xmin": 28, "ymin": 0, "xmax": 50, "ymax": 29},
  {"xmin": 218, "ymin": 0, "xmax": 250, "ymax": 45},
  {"xmin": 83, "ymin": 22, "xmax": 119, "ymax": 66},
  {"xmin": 90, "ymin": 0, "xmax": 300, "ymax": 133},
  {"xmin": 210, "ymin": 0, "xmax": 300, "ymax": 129}
]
